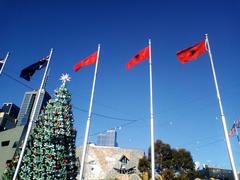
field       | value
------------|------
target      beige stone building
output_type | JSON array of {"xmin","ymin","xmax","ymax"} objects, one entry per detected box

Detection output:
[{"xmin": 76, "ymin": 144, "xmax": 144, "ymax": 180}]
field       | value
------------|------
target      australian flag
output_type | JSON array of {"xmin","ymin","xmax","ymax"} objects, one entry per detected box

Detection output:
[
  {"xmin": 20, "ymin": 56, "xmax": 49, "ymax": 81},
  {"xmin": 235, "ymin": 119, "xmax": 240, "ymax": 128}
]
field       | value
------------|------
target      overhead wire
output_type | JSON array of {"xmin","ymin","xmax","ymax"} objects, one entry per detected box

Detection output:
[
  {"xmin": 3, "ymin": 72, "xmax": 141, "ymax": 123},
  {"xmin": 72, "ymin": 105, "xmax": 140, "ymax": 122},
  {"xmin": 2, "ymin": 72, "xmax": 34, "ymax": 90},
  {"xmin": 3, "ymin": 70, "xmax": 240, "ymax": 149}
]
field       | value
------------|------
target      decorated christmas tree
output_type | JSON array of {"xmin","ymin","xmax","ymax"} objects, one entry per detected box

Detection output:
[
  {"xmin": 2, "ymin": 74, "xmax": 78, "ymax": 179},
  {"xmin": 2, "ymin": 147, "xmax": 21, "ymax": 180}
]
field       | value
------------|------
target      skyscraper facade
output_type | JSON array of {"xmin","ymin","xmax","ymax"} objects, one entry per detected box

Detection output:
[
  {"xmin": 0, "ymin": 103, "xmax": 20, "ymax": 131},
  {"xmin": 17, "ymin": 90, "xmax": 51, "ymax": 126},
  {"xmin": 97, "ymin": 129, "xmax": 118, "ymax": 147}
]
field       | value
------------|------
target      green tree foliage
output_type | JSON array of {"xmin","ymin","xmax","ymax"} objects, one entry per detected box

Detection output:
[
  {"xmin": 138, "ymin": 139, "xmax": 198, "ymax": 180},
  {"xmin": 172, "ymin": 149, "xmax": 195, "ymax": 176},
  {"xmin": 2, "ymin": 148, "xmax": 20, "ymax": 180},
  {"xmin": 2, "ymin": 78, "xmax": 78, "ymax": 179},
  {"xmin": 138, "ymin": 155, "xmax": 150, "ymax": 175}
]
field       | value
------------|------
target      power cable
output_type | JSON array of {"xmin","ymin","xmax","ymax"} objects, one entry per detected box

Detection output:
[
  {"xmin": 2, "ymin": 72, "xmax": 34, "ymax": 90},
  {"xmin": 3, "ymin": 72, "xmax": 140, "ymax": 123},
  {"xmin": 3, "ymin": 70, "xmax": 240, "ymax": 148},
  {"xmin": 196, "ymin": 138, "xmax": 224, "ymax": 149}
]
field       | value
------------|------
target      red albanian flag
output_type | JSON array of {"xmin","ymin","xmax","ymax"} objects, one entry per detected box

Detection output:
[
  {"xmin": 126, "ymin": 46, "xmax": 149, "ymax": 69},
  {"xmin": 74, "ymin": 52, "xmax": 97, "ymax": 71},
  {"xmin": 177, "ymin": 40, "xmax": 207, "ymax": 64}
]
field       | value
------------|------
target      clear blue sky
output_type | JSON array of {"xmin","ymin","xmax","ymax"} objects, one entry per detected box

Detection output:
[{"xmin": 1, "ymin": 0, "xmax": 240, "ymax": 169}]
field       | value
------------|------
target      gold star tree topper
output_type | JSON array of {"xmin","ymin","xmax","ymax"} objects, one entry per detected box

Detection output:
[{"xmin": 60, "ymin": 73, "xmax": 71, "ymax": 85}]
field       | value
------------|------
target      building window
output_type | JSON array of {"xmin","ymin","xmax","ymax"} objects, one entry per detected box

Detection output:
[
  {"xmin": 12, "ymin": 141, "xmax": 19, "ymax": 148},
  {"xmin": 1, "ymin": 140, "xmax": 10, "ymax": 146}
]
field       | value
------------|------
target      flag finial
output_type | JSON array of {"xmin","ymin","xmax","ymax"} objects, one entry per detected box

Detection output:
[
  {"xmin": 60, "ymin": 73, "xmax": 71, "ymax": 85},
  {"xmin": 205, "ymin": 34, "xmax": 208, "ymax": 40}
]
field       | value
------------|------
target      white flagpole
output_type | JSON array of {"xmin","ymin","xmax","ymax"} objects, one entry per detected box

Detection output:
[
  {"xmin": 13, "ymin": 48, "xmax": 53, "ymax": 180},
  {"xmin": 79, "ymin": 44, "xmax": 100, "ymax": 180},
  {"xmin": 0, "ymin": 52, "xmax": 10, "ymax": 75},
  {"xmin": 205, "ymin": 34, "xmax": 239, "ymax": 180},
  {"xmin": 149, "ymin": 39, "xmax": 155, "ymax": 180}
]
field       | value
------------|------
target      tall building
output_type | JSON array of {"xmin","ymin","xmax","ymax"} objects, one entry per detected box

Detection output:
[
  {"xmin": 97, "ymin": 129, "xmax": 118, "ymax": 147},
  {"xmin": 17, "ymin": 89, "xmax": 51, "ymax": 126},
  {"xmin": 0, "ymin": 103, "xmax": 20, "ymax": 132},
  {"xmin": 0, "ymin": 89, "xmax": 51, "ymax": 177}
]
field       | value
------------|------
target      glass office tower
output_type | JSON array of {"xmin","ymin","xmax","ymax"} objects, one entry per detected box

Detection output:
[
  {"xmin": 17, "ymin": 90, "xmax": 51, "ymax": 126},
  {"xmin": 97, "ymin": 129, "xmax": 118, "ymax": 147}
]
